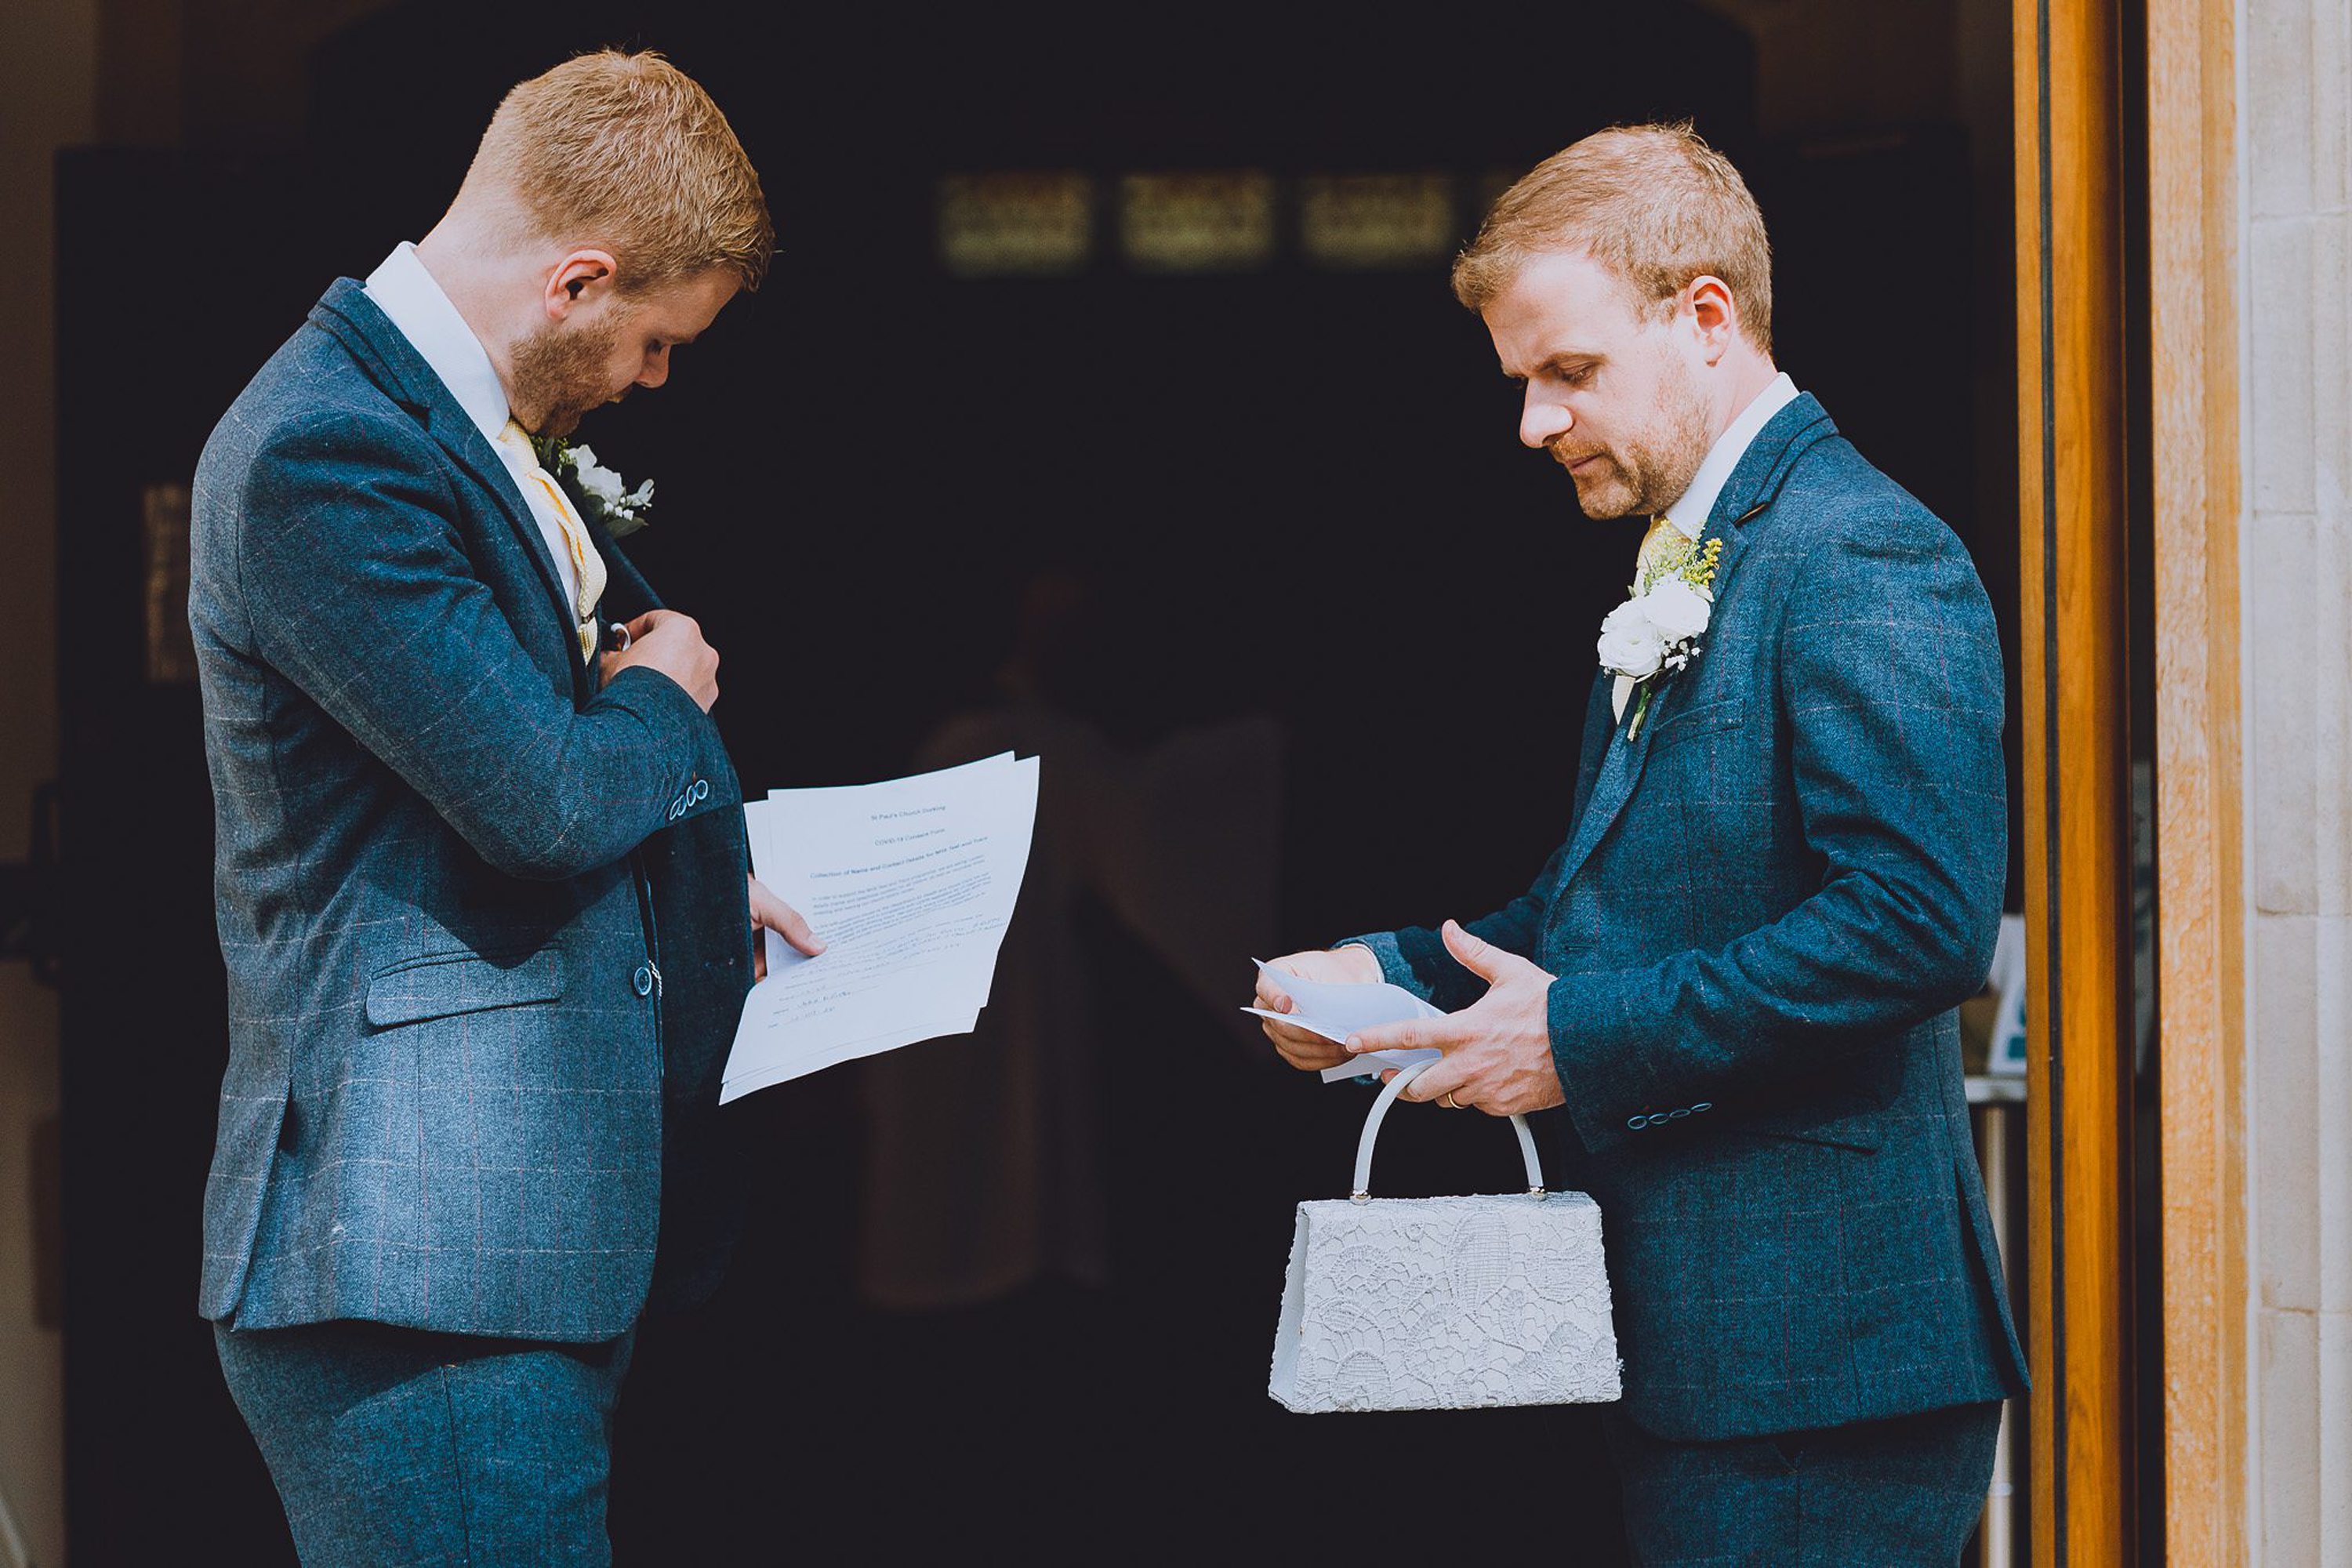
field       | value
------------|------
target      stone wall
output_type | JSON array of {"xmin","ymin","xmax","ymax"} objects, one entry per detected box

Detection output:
[{"xmin": 2244, "ymin": 0, "xmax": 2352, "ymax": 1555}]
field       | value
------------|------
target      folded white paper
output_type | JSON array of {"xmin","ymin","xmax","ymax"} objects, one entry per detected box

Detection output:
[
  {"xmin": 721, "ymin": 752, "xmax": 1040, "ymax": 1101},
  {"xmin": 1243, "ymin": 958, "xmax": 1446, "ymax": 1083}
]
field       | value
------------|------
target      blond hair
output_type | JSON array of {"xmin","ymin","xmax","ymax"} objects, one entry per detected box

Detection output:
[
  {"xmin": 461, "ymin": 49, "xmax": 772, "ymax": 292},
  {"xmin": 1452, "ymin": 122, "xmax": 1772, "ymax": 353}
]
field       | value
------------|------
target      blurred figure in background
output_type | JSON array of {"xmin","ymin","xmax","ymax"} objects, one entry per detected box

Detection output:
[{"xmin": 858, "ymin": 569, "xmax": 1283, "ymax": 1308}]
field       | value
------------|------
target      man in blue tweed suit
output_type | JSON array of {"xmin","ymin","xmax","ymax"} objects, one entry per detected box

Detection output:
[
  {"xmin": 193, "ymin": 51, "xmax": 818, "ymax": 1563},
  {"xmin": 1258, "ymin": 124, "xmax": 2028, "ymax": 1563}
]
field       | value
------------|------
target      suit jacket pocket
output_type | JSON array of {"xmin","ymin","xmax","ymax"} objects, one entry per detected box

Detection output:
[
  {"xmin": 364, "ymin": 949, "xmax": 566, "ymax": 1028},
  {"xmin": 1724, "ymin": 1100, "xmax": 1885, "ymax": 1152},
  {"xmin": 1644, "ymin": 695, "xmax": 1748, "ymax": 751}
]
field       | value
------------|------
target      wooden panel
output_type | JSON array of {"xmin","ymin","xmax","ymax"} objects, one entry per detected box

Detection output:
[
  {"xmin": 2147, "ymin": 0, "xmax": 2249, "ymax": 1555},
  {"xmin": 2014, "ymin": 0, "xmax": 2138, "ymax": 1562}
]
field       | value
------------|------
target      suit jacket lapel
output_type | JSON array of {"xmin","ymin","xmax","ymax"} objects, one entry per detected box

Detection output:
[
  {"xmin": 310, "ymin": 281, "xmax": 585, "ymax": 668},
  {"xmin": 1566, "ymin": 673, "xmax": 1616, "ymax": 830},
  {"xmin": 1552, "ymin": 394, "xmax": 1842, "ymax": 895},
  {"xmin": 1683, "ymin": 392, "xmax": 1838, "ymax": 612},
  {"xmin": 1555, "ymin": 679, "xmax": 1664, "ymax": 893}
]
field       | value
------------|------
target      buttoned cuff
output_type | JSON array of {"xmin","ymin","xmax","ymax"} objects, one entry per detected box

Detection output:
[
  {"xmin": 598, "ymin": 666, "xmax": 740, "ymax": 830},
  {"xmin": 1548, "ymin": 969, "xmax": 1717, "ymax": 1155}
]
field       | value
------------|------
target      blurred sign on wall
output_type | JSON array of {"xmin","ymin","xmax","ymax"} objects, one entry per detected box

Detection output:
[
  {"xmin": 142, "ymin": 482, "xmax": 195, "ymax": 686},
  {"xmin": 1299, "ymin": 173, "xmax": 1456, "ymax": 269},
  {"xmin": 938, "ymin": 172, "xmax": 1095, "ymax": 278},
  {"xmin": 1119, "ymin": 172, "xmax": 1277, "ymax": 273}
]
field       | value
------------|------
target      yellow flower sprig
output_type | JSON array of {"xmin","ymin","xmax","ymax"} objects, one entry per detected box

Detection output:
[{"xmin": 1639, "ymin": 533, "xmax": 1726, "ymax": 594}]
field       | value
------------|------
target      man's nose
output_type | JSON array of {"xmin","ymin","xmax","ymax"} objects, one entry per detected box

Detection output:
[
  {"xmin": 1520, "ymin": 388, "xmax": 1571, "ymax": 450},
  {"xmin": 637, "ymin": 350, "xmax": 670, "ymax": 390}
]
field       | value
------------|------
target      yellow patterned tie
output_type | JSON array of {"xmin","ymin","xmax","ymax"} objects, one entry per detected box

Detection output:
[
  {"xmin": 495, "ymin": 419, "xmax": 607, "ymax": 662},
  {"xmin": 1633, "ymin": 514, "xmax": 1681, "ymax": 592}
]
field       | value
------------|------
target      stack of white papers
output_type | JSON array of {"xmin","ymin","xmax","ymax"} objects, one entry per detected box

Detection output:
[
  {"xmin": 1241, "ymin": 959, "xmax": 1446, "ymax": 1083},
  {"xmin": 722, "ymin": 752, "xmax": 1041, "ymax": 1102}
]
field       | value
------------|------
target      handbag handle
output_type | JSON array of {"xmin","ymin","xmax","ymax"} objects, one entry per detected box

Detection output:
[{"xmin": 1351, "ymin": 1059, "xmax": 1546, "ymax": 1203}]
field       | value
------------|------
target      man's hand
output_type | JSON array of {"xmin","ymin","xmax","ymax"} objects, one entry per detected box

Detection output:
[
  {"xmin": 603, "ymin": 610, "xmax": 720, "ymax": 712},
  {"xmin": 1344, "ymin": 920, "xmax": 1566, "ymax": 1116},
  {"xmin": 749, "ymin": 873, "xmax": 823, "ymax": 982},
  {"xmin": 1255, "ymin": 944, "xmax": 1384, "ymax": 1072}
]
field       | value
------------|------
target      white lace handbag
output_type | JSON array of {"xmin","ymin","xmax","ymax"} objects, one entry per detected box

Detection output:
[{"xmin": 1269, "ymin": 1061, "xmax": 1621, "ymax": 1413}]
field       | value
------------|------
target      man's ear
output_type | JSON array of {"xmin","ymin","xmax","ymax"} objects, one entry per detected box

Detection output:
[
  {"xmin": 543, "ymin": 249, "xmax": 620, "ymax": 321},
  {"xmin": 1686, "ymin": 274, "xmax": 1739, "ymax": 363}
]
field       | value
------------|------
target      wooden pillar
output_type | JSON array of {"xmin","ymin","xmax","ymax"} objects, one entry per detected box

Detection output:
[
  {"xmin": 2013, "ymin": 0, "xmax": 2138, "ymax": 1561},
  {"xmin": 2147, "ymin": 0, "xmax": 2249, "ymax": 1555}
]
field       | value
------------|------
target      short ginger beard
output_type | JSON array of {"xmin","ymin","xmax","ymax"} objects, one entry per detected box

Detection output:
[
  {"xmin": 1558, "ymin": 347, "xmax": 1715, "ymax": 521},
  {"xmin": 509, "ymin": 307, "xmax": 630, "ymax": 438}
]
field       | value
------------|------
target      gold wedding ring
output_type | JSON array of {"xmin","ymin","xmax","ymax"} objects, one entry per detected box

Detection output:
[{"xmin": 1441, "ymin": 1092, "xmax": 1461, "ymax": 1110}]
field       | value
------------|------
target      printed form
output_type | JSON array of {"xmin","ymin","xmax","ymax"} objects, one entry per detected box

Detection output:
[{"xmin": 722, "ymin": 752, "xmax": 1040, "ymax": 1102}]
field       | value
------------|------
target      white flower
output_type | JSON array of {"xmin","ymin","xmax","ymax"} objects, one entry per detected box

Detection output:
[
  {"xmin": 566, "ymin": 445, "xmax": 628, "ymax": 508},
  {"xmin": 1639, "ymin": 576, "xmax": 1714, "ymax": 641},
  {"xmin": 557, "ymin": 444, "xmax": 655, "ymax": 535},
  {"xmin": 1596, "ymin": 600, "xmax": 1664, "ymax": 681}
]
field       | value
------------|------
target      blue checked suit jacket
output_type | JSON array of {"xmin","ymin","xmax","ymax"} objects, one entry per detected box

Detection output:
[
  {"xmin": 192, "ymin": 279, "xmax": 755, "ymax": 1341},
  {"xmin": 1354, "ymin": 395, "xmax": 2030, "ymax": 1442}
]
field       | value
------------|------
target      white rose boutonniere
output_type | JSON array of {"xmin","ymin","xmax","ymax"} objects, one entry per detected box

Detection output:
[
  {"xmin": 531, "ymin": 435, "xmax": 655, "ymax": 538},
  {"xmin": 1639, "ymin": 575, "xmax": 1714, "ymax": 642},
  {"xmin": 1595, "ymin": 599, "xmax": 1665, "ymax": 681},
  {"xmin": 1599, "ymin": 532, "xmax": 1725, "ymax": 738}
]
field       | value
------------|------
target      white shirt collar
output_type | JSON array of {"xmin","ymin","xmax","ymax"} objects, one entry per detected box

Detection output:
[
  {"xmin": 361, "ymin": 241, "xmax": 512, "ymax": 444},
  {"xmin": 1661, "ymin": 371, "xmax": 1800, "ymax": 538}
]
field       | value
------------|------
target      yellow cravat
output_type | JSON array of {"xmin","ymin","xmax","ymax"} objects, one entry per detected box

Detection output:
[
  {"xmin": 1634, "ymin": 514, "xmax": 1682, "ymax": 591},
  {"xmin": 495, "ymin": 419, "xmax": 608, "ymax": 662}
]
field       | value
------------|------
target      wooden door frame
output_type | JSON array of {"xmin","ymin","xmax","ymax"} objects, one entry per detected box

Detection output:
[
  {"xmin": 2147, "ymin": 0, "xmax": 2249, "ymax": 1557},
  {"xmin": 2016, "ymin": 0, "xmax": 2250, "ymax": 1560},
  {"xmin": 2014, "ymin": 0, "xmax": 2136, "ymax": 1560}
]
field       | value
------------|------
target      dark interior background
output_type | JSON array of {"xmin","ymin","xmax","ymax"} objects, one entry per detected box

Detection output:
[{"xmin": 53, "ymin": 5, "xmax": 2020, "ymax": 1560}]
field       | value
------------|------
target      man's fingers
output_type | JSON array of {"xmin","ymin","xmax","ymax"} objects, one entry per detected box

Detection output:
[
  {"xmin": 1439, "ymin": 917, "xmax": 1534, "ymax": 983},
  {"xmin": 1266, "ymin": 1025, "xmax": 1346, "ymax": 1072},
  {"xmin": 1347, "ymin": 1018, "xmax": 1447, "ymax": 1055},
  {"xmin": 1261, "ymin": 1019, "xmax": 1331, "ymax": 1054},
  {"xmin": 767, "ymin": 901, "xmax": 826, "ymax": 956},
  {"xmin": 1397, "ymin": 1058, "xmax": 1472, "ymax": 1105},
  {"xmin": 747, "ymin": 877, "xmax": 826, "ymax": 956},
  {"xmin": 1256, "ymin": 1010, "xmax": 1316, "ymax": 1044}
]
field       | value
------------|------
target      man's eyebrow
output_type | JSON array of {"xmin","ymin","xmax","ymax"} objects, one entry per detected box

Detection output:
[
  {"xmin": 1541, "ymin": 350, "xmax": 1602, "ymax": 374},
  {"xmin": 1501, "ymin": 350, "xmax": 1601, "ymax": 381}
]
